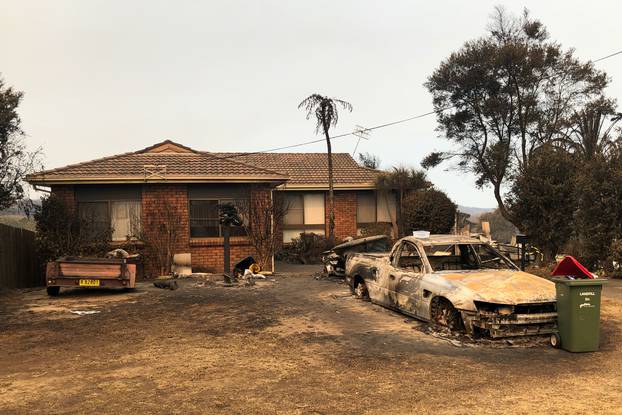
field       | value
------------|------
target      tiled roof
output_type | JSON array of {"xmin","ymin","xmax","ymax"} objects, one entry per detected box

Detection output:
[
  {"xmin": 27, "ymin": 140, "xmax": 379, "ymax": 188},
  {"xmin": 214, "ymin": 152, "xmax": 379, "ymax": 186}
]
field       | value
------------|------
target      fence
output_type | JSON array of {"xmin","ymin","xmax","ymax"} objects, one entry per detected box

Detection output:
[{"xmin": 0, "ymin": 223, "xmax": 41, "ymax": 288}]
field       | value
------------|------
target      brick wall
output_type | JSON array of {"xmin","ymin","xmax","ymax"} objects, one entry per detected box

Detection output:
[
  {"xmin": 190, "ymin": 238, "xmax": 258, "ymax": 273},
  {"xmin": 140, "ymin": 183, "xmax": 271, "ymax": 276},
  {"xmin": 324, "ymin": 191, "xmax": 357, "ymax": 241},
  {"xmin": 141, "ymin": 184, "xmax": 190, "ymax": 276},
  {"xmin": 50, "ymin": 185, "xmax": 76, "ymax": 213},
  {"xmin": 333, "ymin": 191, "xmax": 357, "ymax": 240}
]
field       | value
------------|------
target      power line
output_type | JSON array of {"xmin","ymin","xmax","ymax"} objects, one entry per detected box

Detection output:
[
  {"xmin": 593, "ymin": 49, "xmax": 622, "ymax": 63},
  {"xmin": 220, "ymin": 48, "xmax": 622, "ymax": 160}
]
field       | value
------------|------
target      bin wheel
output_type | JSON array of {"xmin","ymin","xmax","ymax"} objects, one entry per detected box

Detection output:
[
  {"xmin": 46, "ymin": 286, "xmax": 61, "ymax": 297},
  {"xmin": 550, "ymin": 333, "xmax": 561, "ymax": 349}
]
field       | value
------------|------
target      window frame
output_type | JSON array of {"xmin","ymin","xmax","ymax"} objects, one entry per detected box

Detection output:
[
  {"xmin": 77, "ymin": 199, "xmax": 142, "ymax": 242},
  {"xmin": 281, "ymin": 192, "xmax": 326, "ymax": 243},
  {"xmin": 356, "ymin": 191, "xmax": 377, "ymax": 225},
  {"xmin": 188, "ymin": 197, "xmax": 248, "ymax": 238},
  {"xmin": 356, "ymin": 191, "xmax": 396, "ymax": 227},
  {"xmin": 393, "ymin": 241, "xmax": 423, "ymax": 271}
]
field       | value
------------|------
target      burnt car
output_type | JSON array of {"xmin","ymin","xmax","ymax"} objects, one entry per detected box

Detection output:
[
  {"xmin": 322, "ymin": 235, "xmax": 390, "ymax": 277},
  {"xmin": 345, "ymin": 234, "xmax": 557, "ymax": 338}
]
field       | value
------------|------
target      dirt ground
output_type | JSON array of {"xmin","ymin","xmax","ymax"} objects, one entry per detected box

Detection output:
[{"xmin": 1, "ymin": 268, "xmax": 622, "ymax": 415}]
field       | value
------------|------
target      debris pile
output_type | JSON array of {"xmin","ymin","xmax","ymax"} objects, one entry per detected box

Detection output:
[
  {"xmin": 415, "ymin": 325, "xmax": 549, "ymax": 348},
  {"xmin": 153, "ymin": 280, "xmax": 179, "ymax": 290}
]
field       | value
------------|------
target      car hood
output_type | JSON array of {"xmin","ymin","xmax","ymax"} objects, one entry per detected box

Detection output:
[{"xmin": 438, "ymin": 269, "xmax": 556, "ymax": 304}]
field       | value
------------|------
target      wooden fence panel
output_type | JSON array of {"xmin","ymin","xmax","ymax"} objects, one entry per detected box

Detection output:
[{"xmin": 0, "ymin": 223, "xmax": 40, "ymax": 288}]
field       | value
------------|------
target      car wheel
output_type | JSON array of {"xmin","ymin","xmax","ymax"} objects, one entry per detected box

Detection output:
[
  {"xmin": 46, "ymin": 286, "xmax": 61, "ymax": 297},
  {"xmin": 354, "ymin": 280, "xmax": 369, "ymax": 301},
  {"xmin": 431, "ymin": 298, "xmax": 464, "ymax": 332}
]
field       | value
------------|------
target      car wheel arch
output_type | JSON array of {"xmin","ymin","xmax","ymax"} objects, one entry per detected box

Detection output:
[{"xmin": 429, "ymin": 296, "xmax": 466, "ymax": 331}]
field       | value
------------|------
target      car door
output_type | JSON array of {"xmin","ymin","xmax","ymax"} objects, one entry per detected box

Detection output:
[
  {"xmin": 371, "ymin": 247, "xmax": 403, "ymax": 307},
  {"xmin": 392, "ymin": 242, "xmax": 425, "ymax": 316}
]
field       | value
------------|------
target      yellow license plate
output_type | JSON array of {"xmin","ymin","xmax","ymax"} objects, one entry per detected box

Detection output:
[{"xmin": 79, "ymin": 279, "xmax": 100, "ymax": 287}]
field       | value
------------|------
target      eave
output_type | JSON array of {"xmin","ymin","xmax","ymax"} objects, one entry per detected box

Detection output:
[
  {"xmin": 276, "ymin": 182, "xmax": 377, "ymax": 191},
  {"xmin": 25, "ymin": 175, "xmax": 289, "ymax": 186}
]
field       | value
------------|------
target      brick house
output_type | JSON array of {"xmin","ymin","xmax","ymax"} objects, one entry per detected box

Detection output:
[{"xmin": 26, "ymin": 140, "xmax": 396, "ymax": 276}]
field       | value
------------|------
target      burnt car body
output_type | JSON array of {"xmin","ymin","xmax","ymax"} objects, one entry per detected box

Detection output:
[
  {"xmin": 322, "ymin": 235, "xmax": 390, "ymax": 277},
  {"xmin": 345, "ymin": 235, "xmax": 557, "ymax": 338}
]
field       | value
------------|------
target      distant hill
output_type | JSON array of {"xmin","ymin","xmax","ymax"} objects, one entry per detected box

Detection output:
[
  {"xmin": 0, "ymin": 215, "xmax": 36, "ymax": 231},
  {"xmin": 0, "ymin": 198, "xmax": 40, "ymax": 215},
  {"xmin": 0, "ymin": 199, "xmax": 39, "ymax": 231},
  {"xmin": 458, "ymin": 205, "xmax": 495, "ymax": 222}
]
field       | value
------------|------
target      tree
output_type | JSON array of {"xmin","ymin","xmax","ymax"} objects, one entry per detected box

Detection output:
[
  {"xmin": 401, "ymin": 189, "xmax": 457, "ymax": 235},
  {"xmin": 561, "ymin": 97, "xmax": 622, "ymax": 161},
  {"xmin": 506, "ymin": 144, "xmax": 576, "ymax": 260},
  {"xmin": 298, "ymin": 94, "xmax": 352, "ymax": 242},
  {"xmin": 375, "ymin": 166, "xmax": 431, "ymax": 237},
  {"xmin": 358, "ymin": 152, "xmax": 381, "ymax": 169},
  {"xmin": 0, "ymin": 77, "xmax": 40, "ymax": 210},
  {"xmin": 423, "ymin": 7, "xmax": 608, "ymax": 226},
  {"xmin": 573, "ymin": 149, "xmax": 622, "ymax": 270}
]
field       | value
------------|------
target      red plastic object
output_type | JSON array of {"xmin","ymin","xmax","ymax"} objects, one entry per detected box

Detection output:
[{"xmin": 551, "ymin": 256, "xmax": 594, "ymax": 279}]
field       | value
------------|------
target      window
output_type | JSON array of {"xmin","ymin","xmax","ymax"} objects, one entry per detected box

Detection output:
[
  {"xmin": 357, "ymin": 192, "xmax": 376, "ymax": 223},
  {"xmin": 79, "ymin": 202, "xmax": 110, "ymax": 236},
  {"xmin": 376, "ymin": 192, "xmax": 397, "ymax": 222},
  {"xmin": 395, "ymin": 242, "xmax": 423, "ymax": 272},
  {"xmin": 282, "ymin": 193, "xmax": 325, "ymax": 242},
  {"xmin": 111, "ymin": 201, "xmax": 141, "ymax": 241},
  {"xmin": 78, "ymin": 200, "xmax": 141, "ymax": 241},
  {"xmin": 423, "ymin": 243, "xmax": 515, "ymax": 271},
  {"xmin": 357, "ymin": 191, "xmax": 397, "ymax": 235},
  {"xmin": 189, "ymin": 199, "xmax": 247, "ymax": 238}
]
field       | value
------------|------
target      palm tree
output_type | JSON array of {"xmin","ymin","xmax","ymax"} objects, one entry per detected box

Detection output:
[{"xmin": 298, "ymin": 94, "xmax": 352, "ymax": 243}]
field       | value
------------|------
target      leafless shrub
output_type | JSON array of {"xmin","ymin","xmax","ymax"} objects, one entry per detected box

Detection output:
[
  {"xmin": 236, "ymin": 190, "xmax": 288, "ymax": 270},
  {"xmin": 140, "ymin": 200, "xmax": 182, "ymax": 276}
]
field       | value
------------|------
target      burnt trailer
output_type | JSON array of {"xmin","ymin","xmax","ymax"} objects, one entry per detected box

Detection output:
[{"xmin": 46, "ymin": 257, "xmax": 138, "ymax": 296}]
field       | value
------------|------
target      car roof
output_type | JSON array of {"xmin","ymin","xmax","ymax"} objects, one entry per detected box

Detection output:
[{"xmin": 402, "ymin": 234, "xmax": 483, "ymax": 245}]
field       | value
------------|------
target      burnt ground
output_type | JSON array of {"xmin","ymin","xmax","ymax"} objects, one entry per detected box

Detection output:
[{"xmin": 1, "ymin": 269, "xmax": 622, "ymax": 414}]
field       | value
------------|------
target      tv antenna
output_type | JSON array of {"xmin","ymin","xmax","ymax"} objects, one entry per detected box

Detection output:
[{"xmin": 352, "ymin": 125, "xmax": 371, "ymax": 156}]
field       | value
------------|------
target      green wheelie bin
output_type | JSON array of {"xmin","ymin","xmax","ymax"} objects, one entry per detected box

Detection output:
[{"xmin": 551, "ymin": 278, "xmax": 607, "ymax": 352}]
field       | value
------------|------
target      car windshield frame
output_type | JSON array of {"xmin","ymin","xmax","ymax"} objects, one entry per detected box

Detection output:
[{"xmin": 423, "ymin": 242, "xmax": 518, "ymax": 272}]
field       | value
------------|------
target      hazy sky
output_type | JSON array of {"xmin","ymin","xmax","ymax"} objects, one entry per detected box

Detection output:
[{"xmin": 2, "ymin": 1, "xmax": 621, "ymax": 207}]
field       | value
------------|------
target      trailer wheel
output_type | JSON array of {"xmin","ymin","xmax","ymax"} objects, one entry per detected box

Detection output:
[
  {"xmin": 46, "ymin": 286, "xmax": 61, "ymax": 297},
  {"xmin": 550, "ymin": 332, "xmax": 561, "ymax": 349}
]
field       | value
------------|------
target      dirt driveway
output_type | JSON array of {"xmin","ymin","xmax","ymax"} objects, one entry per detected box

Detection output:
[{"xmin": 1, "ymin": 271, "xmax": 622, "ymax": 414}]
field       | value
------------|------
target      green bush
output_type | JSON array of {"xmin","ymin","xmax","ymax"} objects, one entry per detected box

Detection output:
[{"xmin": 402, "ymin": 189, "xmax": 456, "ymax": 235}]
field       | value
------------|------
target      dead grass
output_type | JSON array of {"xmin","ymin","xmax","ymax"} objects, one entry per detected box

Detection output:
[{"xmin": 1, "ymin": 275, "xmax": 622, "ymax": 414}]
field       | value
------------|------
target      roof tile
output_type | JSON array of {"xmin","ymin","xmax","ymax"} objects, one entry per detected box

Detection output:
[{"xmin": 27, "ymin": 140, "xmax": 379, "ymax": 187}]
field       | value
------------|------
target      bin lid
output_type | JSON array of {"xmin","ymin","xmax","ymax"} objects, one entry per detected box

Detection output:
[{"xmin": 551, "ymin": 256, "xmax": 594, "ymax": 279}]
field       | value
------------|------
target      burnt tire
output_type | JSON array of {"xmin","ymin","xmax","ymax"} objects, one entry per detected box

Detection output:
[
  {"xmin": 46, "ymin": 286, "xmax": 61, "ymax": 297},
  {"xmin": 353, "ymin": 279, "xmax": 369, "ymax": 301},
  {"xmin": 430, "ymin": 298, "xmax": 464, "ymax": 332}
]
